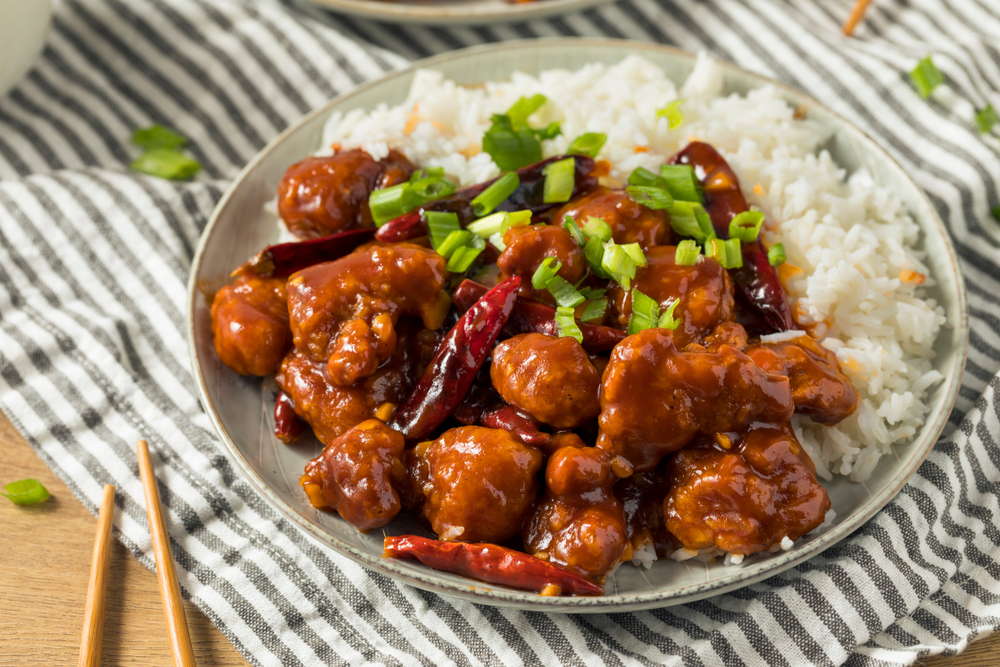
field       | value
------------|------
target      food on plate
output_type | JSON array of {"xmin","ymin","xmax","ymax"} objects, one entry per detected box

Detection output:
[{"xmin": 207, "ymin": 57, "xmax": 945, "ymax": 596}]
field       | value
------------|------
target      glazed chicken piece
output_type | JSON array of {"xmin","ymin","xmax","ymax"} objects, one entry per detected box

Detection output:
[
  {"xmin": 746, "ymin": 336, "xmax": 860, "ymax": 425},
  {"xmin": 286, "ymin": 243, "xmax": 450, "ymax": 386},
  {"xmin": 615, "ymin": 472, "xmax": 679, "ymax": 560},
  {"xmin": 497, "ymin": 225, "xmax": 586, "ymax": 301},
  {"xmin": 554, "ymin": 186, "xmax": 671, "ymax": 249},
  {"xmin": 277, "ymin": 148, "xmax": 415, "ymax": 239},
  {"xmin": 276, "ymin": 320, "xmax": 423, "ymax": 443},
  {"xmin": 300, "ymin": 419, "xmax": 406, "ymax": 531},
  {"xmin": 210, "ymin": 275, "xmax": 291, "ymax": 376},
  {"xmin": 412, "ymin": 426, "xmax": 543, "ymax": 543},
  {"xmin": 610, "ymin": 246, "xmax": 736, "ymax": 348},
  {"xmin": 664, "ymin": 424, "xmax": 831, "ymax": 555},
  {"xmin": 598, "ymin": 328, "xmax": 794, "ymax": 472},
  {"xmin": 490, "ymin": 333, "xmax": 602, "ymax": 429},
  {"xmin": 522, "ymin": 441, "xmax": 628, "ymax": 580}
]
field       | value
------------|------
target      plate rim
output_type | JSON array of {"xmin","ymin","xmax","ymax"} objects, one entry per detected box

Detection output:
[
  {"xmin": 298, "ymin": 0, "xmax": 615, "ymax": 25},
  {"xmin": 187, "ymin": 37, "xmax": 970, "ymax": 612}
]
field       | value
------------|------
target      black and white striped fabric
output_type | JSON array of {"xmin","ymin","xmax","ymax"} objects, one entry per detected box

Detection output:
[{"xmin": 1, "ymin": 0, "xmax": 997, "ymax": 664}]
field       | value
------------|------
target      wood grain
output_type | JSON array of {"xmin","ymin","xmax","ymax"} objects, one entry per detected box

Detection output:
[
  {"xmin": 0, "ymin": 410, "xmax": 993, "ymax": 665},
  {"xmin": 77, "ymin": 483, "xmax": 115, "ymax": 667}
]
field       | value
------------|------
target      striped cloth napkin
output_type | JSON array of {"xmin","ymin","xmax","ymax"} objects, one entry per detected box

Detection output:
[{"xmin": 1, "ymin": 0, "xmax": 997, "ymax": 664}]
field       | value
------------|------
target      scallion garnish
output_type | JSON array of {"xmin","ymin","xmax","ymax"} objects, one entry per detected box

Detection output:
[
  {"xmin": 583, "ymin": 217, "xmax": 613, "ymax": 243},
  {"xmin": 620, "ymin": 242, "xmax": 648, "ymax": 268},
  {"xmin": 768, "ymin": 243, "xmax": 787, "ymax": 267},
  {"xmin": 545, "ymin": 275, "xmax": 586, "ymax": 308},
  {"xmin": 130, "ymin": 148, "xmax": 201, "ymax": 181},
  {"xmin": 669, "ymin": 200, "xmax": 716, "ymax": 243},
  {"xmin": 532, "ymin": 256, "xmax": 563, "ymax": 290},
  {"xmin": 602, "ymin": 242, "xmax": 638, "ymax": 290},
  {"xmin": 584, "ymin": 237, "xmax": 611, "ymax": 279},
  {"xmin": 656, "ymin": 99, "xmax": 684, "ymax": 129},
  {"xmin": 133, "ymin": 124, "xmax": 188, "ymax": 150},
  {"xmin": 627, "ymin": 166, "xmax": 663, "ymax": 188},
  {"xmin": 579, "ymin": 298, "xmax": 608, "ymax": 322},
  {"xmin": 471, "ymin": 172, "xmax": 520, "ymax": 217},
  {"xmin": 466, "ymin": 209, "xmax": 531, "ymax": 238},
  {"xmin": 657, "ymin": 299, "xmax": 681, "ymax": 330},
  {"xmin": 706, "ymin": 238, "xmax": 744, "ymax": 269},
  {"xmin": 482, "ymin": 95, "xmax": 557, "ymax": 171},
  {"xmin": 626, "ymin": 185, "xmax": 674, "ymax": 210},
  {"xmin": 554, "ymin": 306, "xmax": 584, "ymax": 343},
  {"xmin": 627, "ymin": 288, "xmax": 660, "ymax": 335},
  {"xmin": 369, "ymin": 173, "xmax": 457, "ymax": 226},
  {"xmin": 976, "ymin": 105, "xmax": 998, "ymax": 134},
  {"xmin": 567, "ymin": 132, "xmax": 607, "ymax": 158},
  {"xmin": 534, "ymin": 122, "xmax": 562, "ymax": 141},
  {"xmin": 507, "ymin": 94, "xmax": 547, "ymax": 129},
  {"xmin": 729, "ymin": 210, "xmax": 765, "ymax": 243},
  {"xmin": 659, "ymin": 164, "xmax": 702, "ymax": 203},
  {"xmin": 675, "ymin": 239, "xmax": 701, "ymax": 266},
  {"xmin": 543, "ymin": 157, "xmax": 576, "ymax": 204},
  {"xmin": 1, "ymin": 478, "xmax": 50, "ymax": 505},
  {"xmin": 579, "ymin": 286, "xmax": 607, "ymax": 300},
  {"xmin": 447, "ymin": 242, "xmax": 485, "ymax": 273},
  {"xmin": 563, "ymin": 216, "xmax": 587, "ymax": 246},
  {"xmin": 426, "ymin": 211, "xmax": 461, "ymax": 250},
  {"xmin": 910, "ymin": 55, "xmax": 944, "ymax": 99},
  {"xmin": 437, "ymin": 230, "xmax": 475, "ymax": 259}
]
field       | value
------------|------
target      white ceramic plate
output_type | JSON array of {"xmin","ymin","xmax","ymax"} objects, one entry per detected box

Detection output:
[
  {"xmin": 187, "ymin": 38, "xmax": 969, "ymax": 613},
  {"xmin": 301, "ymin": 0, "xmax": 613, "ymax": 26}
]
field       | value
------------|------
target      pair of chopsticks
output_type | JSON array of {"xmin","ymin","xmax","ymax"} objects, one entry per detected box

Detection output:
[
  {"xmin": 77, "ymin": 440, "xmax": 197, "ymax": 667},
  {"xmin": 843, "ymin": 0, "xmax": 873, "ymax": 36}
]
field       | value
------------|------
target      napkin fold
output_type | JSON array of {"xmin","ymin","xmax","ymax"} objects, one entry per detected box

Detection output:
[{"xmin": 1, "ymin": 0, "xmax": 998, "ymax": 665}]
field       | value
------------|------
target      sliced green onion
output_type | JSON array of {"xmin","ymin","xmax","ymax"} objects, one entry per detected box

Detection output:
[
  {"xmin": 626, "ymin": 185, "xmax": 674, "ymax": 210},
  {"xmin": 545, "ymin": 275, "xmax": 586, "ymax": 308},
  {"xmin": 910, "ymin": 55, "xmax": 944, "ymax": 99},
  {"xmin": 579, "ymin": 298, "xmax": 608, "ymax": 322},
  {"xmin": 620, "ymin": 242, "xmax": 647, "ymax": 268},
  {"xmin": 410, "ymin": 174, "xmax": 455, "ymax": 202},
  {"xmin": 627, "ymin": 287, "xmax": 660, "ymax": 335},
  {"xmin": 133, "ymin": 124, "xmax": 187, "ymax": 150},
  {"xmin": 488, "ymin": 232, "xmax": 506, "ymax": 251},
  {"xmin": 130, "ymin": 149, "xmax": 201, "ymax": 181},
  {"xmin": 627, "ymin": 166, "xmax": 663, "ymax": 188},
  {"xmin": 583, "ymin": 217, "xmax": 613, "ymax": 243},
  {"xmin": 506, "ymin": 94, "xmax": 547, "ymax": 129},
  {"xmin": 976, "ymin": 105, "xmax": 998, "ymax": 134},
  {"xmin": 657, "ymin": 299, "xmax": 681, "ymax": 330},
  {"xmin": 532, "ymin": 256, "xmax": 563, "ymax": 290},
  {"xmin": 660, "ymin": 164, "xmax": 702, "ymax": 203},
  {"xmin": 554, "ymin": 306, "xmax": 584, "ymax": 343},
  {"xmin": 584, "ymin": 237, "xmax": 611, "ymax": 279},
  {"xmin": 656, "ymin": 99, "xmax": 684, "ymax": 129},
  {"xmin": 483, "ymin": 115, "xmax": 543, "ymax": 172},
  {"xmin": 410, "ymin": 166, "xmax": 445, "ymax": 182},
  {"xmin": 768, "ymin": 243, "xmax": 787, "ymax": 267},
  {"xmin": 543, "ymin": 157, "xmax": 576, "ymax": 204},
  {"xmin": 729, "ymin": 210, "xmax": 765, "ymax": 243},
  {"xmin": 507, "ymin": 210, "xmax": 532, "ymax": 227},
  {"xmin": 563, "ymin": 216, "xmax": 587, "ymax": 246},
  {"xmin": 2, "ymin": 478, "xmax": 50, "ymax": 505},
  {"xmin": 447, "ymin": 243, "xmax": 485, "ymax": 273},
  {"xmin": 370, "ymin": 174, "xmax": 456, "ymax": 226},
  {"xmin": 579, "ymin": 286, "xmax": 607, "ymax": 300},
  {"xmin": 472, "ymin": 172, "xmax": 520, "ymax": 217},
  {"xmin": 675, "ymin": 239, "xmax": 701, "ymax": 266},
  {"xmin": 426, "ymin": 211, "xmax": 461, "ymax": 250},
  {"xmin": 706, "ymin": 238, "xmax": 743, "ymax": 269},
  {"xmin": 567, "ymin": 132, "xmax": 607, "ymax": 158},
  {"xmin": 534, "ymin": 122, "xmax": 562, "ymax": 141},
  {"xmin": 437, "ymin": 230, "xmax": 475, "ymax": 259},
  {"xmin": 602, "ymin": 242, "xmax": 637, "ymax": 290},
  {"xmin": 669, "ymin": 200, "xmax": 715, "ymax": 243}
]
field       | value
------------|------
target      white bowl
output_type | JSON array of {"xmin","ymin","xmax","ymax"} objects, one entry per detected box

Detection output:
[
  {"xmin": 187, "ymin": 39, "xmax": 969, "ymax": 613},
  {"xmin": 0, "ymin": 0, "xmax": 52, "ymax": 98}
]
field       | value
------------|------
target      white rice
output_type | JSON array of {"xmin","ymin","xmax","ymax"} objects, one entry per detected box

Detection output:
[{"xmin": 317, "ymin": 54, "xmax": 944, "ymax": 487}]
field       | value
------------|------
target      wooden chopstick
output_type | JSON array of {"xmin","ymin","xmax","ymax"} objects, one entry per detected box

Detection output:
[
  {"xmin": 137, "ymin": 439, "xmax": 198, "ymax": 667},
  {"xmin": 843, "ymin": 0, "xmax": 873, "ymax": 36},
  {"xmin": 78, "ymin": 484, "xmax": 116, "ymax": 667}
]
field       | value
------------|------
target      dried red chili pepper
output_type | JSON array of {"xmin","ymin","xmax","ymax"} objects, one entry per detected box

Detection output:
[
  {"xmin": 376, "ymin": 155, "xmax": 598, "ymax": 243},
  {"xmin": 383, "ymin": 534, "xmax": 604, "ymax": 596},
  {"xmin": 452, "ymin": 280, "xmax": 625, "ymax": 353},
  {"xmin": 274, "ymin": 390, "xmax": 305, "ymax": 443},
  {"xmin": 479, "ymin": 402, "xmax": 550, "ymax": 448},
  {"xmin": 669, "ymin": 142, "xmax": 794, "ymax": 333},
  {"xmin": 233, "ymin": 227, "xmax": 376, "ymax": 278},
  {"xmin": 388, "ymin": 276, "xmax": 521, "ymax": 442}
]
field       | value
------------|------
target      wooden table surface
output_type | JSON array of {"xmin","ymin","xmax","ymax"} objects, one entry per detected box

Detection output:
[{"xmin": 1, "ymin": 411, "xmax": 995, "ymax": 666}]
